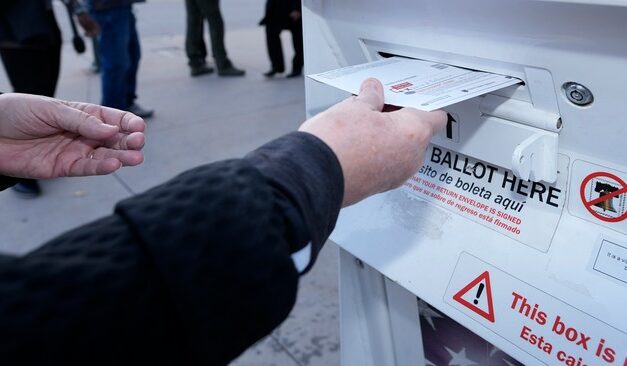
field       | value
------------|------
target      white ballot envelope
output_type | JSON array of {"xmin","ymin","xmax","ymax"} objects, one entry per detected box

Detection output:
[{"xmin": 308, "ymin": 57, "xmax": 522, "ymax": 111}]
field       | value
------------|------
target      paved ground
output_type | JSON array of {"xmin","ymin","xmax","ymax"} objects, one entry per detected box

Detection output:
[{"xmin": 0, "ymin": 1, "xmax": 340, "ymax": 365}]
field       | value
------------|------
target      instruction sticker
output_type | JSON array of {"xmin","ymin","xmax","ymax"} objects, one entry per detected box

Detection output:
[
  {"xmin": 445, "ymin": 252, "xmax": 627, "ymax": 366},
  {"xmin": 569, "ymin": 161, "xmax": 627, "ymax": 235},
  {"xmin": 593, "ymin": 238, "xmax": 627, "ymax": 285},
  {"xmin": 402, "ymin": 145, "xmax": 568, "ymax": 252}
]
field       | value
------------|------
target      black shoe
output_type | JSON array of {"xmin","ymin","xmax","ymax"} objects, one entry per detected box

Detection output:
[
  {"xmin": 218, "ymin": 65, "xmax": 246, "ymax": 77},
  {"xmin": 286, "ymin": 69, "xmax": 302, "ymax": 78},
  {"xmin": 264, "ymin": 69, "xmax": 284, "ymax": 78},
  {"xmin": 12, "ymin": 179, "xmax": 41, "ymax": 197},
  {"xmin": 190, "ymin": 64, "xmax": 214, "ymax": 77},
  {"xmin": 127, "ymin": 103, "xmax": 154, "ymax": 119}
]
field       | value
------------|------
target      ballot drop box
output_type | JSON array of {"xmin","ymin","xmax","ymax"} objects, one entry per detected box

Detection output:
[{"xmin": 303, "ymin": 1, "xmax": 627, "ymax": 365}]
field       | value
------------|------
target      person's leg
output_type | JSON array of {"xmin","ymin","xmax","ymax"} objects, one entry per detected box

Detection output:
[
  {"xmin": 0, "ymin": 26, "xmax": 61, "ymax": 96},
  {"xmin": 201, "ymin": 0, "xmax": 227, "ymax": 67},
  {"xmin": 0, "ymin": 10, "xmax": 61, "ymax": 196},
  {"xmin": 126, "ymin": 10, "xmax": 140, "ymax": 109},
  {"xmin": 90, "ymin": 36, "xmax": 101, "ymax": 73},
  {"xmin": 123, "ymin": 9, "xmax": 153, "ymax": 118},
  {"xmin": 185, "ymin": 0, "xmax": 208, "ymax": 67},
  {"xmin": 264, "ymin": 24, "xmax": 285, "ymax": 77},
  {"xmin": 288, "ymin": 20, "xmax": 304, "ymax": 77},
  {"xmin": 196, "ymin": 0, "xmax": 244, "ymax": 75},
  {"xmin": 91, "ymin": 7, "xmax": 131, "ymax": 109}
]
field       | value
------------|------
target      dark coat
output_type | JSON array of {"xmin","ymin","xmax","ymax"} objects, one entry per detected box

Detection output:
[
  {"xmin": 86, "ymin": 0, "xmax": 145, "ymax": 11},
  {"xmin": 0, "ymin": 175, "xmax": 20, "ymax": 191},
  {"xmin": 0, "ymin": 132, "xmax": 343, "ymax": 365},
  {"xmin": 259, "ymin": 0, "xmax": 301, "ymax": 28},
  {"xmin": 0, "ymin": 0, "xmax": 56, "ymax": 45}
]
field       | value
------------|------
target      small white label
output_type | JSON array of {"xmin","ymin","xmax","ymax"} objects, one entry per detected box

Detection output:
[{"xmin": 594, "ymin": 239, "xmax": 627, "ymax": 285}]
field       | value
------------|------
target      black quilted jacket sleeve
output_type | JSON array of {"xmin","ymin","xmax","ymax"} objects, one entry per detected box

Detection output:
[
  {"xmin": 0, "ymin": 132, "xmax": 344, "ymax": 366},
  {"xmin": 0, "ymin": 176, "xmax": 20, "ymax": 191}
]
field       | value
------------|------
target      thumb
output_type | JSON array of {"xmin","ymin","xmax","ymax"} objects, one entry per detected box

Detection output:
[{"xmin": 354, "ymin": 78, "xmax": 385, "ymax": 111}]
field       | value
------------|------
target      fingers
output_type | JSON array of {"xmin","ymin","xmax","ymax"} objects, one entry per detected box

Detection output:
[
  {"xmin": 422, "ymin": 109, "xmax": 448, "ymax": 132},
  {"xmin": 354, "ymin": 78, "xmax": 385, "ymax": 111},
  {"xmin": 53, "ymin": 102, "xmax": 120, "ymax": 140},
  {"xmin": 90, "ymin": 148, "xmax": 144, "ymax": 167},
  {"xmin": 389, "ymin": 108, "xmax": 448, "ymax": 138},
  {"xmin": 63, "ymin": 147, "xmax": 144, "ymax": 177},
  {"xmin": 68, "ymin": 158, "xmax": 122, "ymax": 177},
  {"xmin": 67, "ymin": 101, "xmax": 146, "ymax": 133},
  {"xmin": 104, "ymin": 131, "xmax": 145, "ymax": 151}
]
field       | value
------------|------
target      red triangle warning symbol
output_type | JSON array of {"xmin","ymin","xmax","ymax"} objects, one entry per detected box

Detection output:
[{"xmin": 453, "ymin": 271, "xmax": 495, "ymax": 323}]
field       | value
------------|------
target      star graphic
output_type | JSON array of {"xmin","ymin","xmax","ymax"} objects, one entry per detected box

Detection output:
[
  {"xmin": 417, "ymin": 299, "xmax": 443, "ymax": 330},
  {"xmin": 445, "ymin": 347, "xmax": 478, "ymax": 366},
  {"xmin": 425, "ymin": 358, "xmax": 436, "ymax": 366}
]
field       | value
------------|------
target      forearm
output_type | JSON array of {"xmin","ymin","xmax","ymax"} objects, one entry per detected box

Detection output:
[
  {"xmin": 0, "ymin": 132, "xmax": 344, "ymax": 365},
  {"xmin": 244, "ymin": 131, "xmax": 344, "ymax": 272},
  {"xmin": 0, "ymin": 216, "xmax": 184, "ymax": 365}
]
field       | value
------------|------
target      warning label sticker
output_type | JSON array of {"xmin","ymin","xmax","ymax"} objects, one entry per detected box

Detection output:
[
  {"xmin": 452, "ymin": 271, "xmax": 496, "ymax": 323},
  {"xmin": 569, "ymin": 161, "xmax": 627, "ymax": 235},
  {"xmin": 445, "ymin": 253, "xmax": 627, "ymax": 366},
  {"xmin": 402, "ymin": 145, "xmax": 568, "ymax": 252}
]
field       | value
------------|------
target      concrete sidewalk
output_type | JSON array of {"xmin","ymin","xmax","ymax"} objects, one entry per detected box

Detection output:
[{"xmin": 0, "ymin": 1, "xmax": 340, "ymax": 365}]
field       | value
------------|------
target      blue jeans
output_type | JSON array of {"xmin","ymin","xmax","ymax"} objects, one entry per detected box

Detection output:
[{"xmin": 91, "ymin": 6, "xmax": 140, "ymax": 109}]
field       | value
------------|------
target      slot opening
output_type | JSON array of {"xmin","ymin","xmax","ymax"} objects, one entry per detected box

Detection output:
[{"xmin": 377, "ymin": 51, "xmax": 526, "ymax": 86}]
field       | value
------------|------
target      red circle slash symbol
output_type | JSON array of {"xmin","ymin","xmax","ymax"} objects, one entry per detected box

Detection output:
[{"xmin": 580, "ymin": 172, "xmax": 627, "ymax": 223}]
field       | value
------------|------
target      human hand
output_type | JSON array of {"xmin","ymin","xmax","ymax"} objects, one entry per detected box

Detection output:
[
  {"xmin": 289, "ymin": 10, "xmax": 301, "ymax": 21},
  {"xmin": 299, "ymin": 78, "xmax": 447, "ymax": 207},
  {"xmin": 77, "ymin": 13, "xmax": 100, "ymax": 37},
  {"xmin": 0, "ymin": 93, "xmax": 145, "ymax": 179}
]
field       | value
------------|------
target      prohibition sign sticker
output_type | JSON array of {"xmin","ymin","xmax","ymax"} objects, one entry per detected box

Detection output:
[{"xmin": 580, "ymin": 172, "xmax": 627, "ymax": 223}]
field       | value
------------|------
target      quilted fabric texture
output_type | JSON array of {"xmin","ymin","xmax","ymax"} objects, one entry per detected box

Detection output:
[{"xmin": 0, "ymin": 132, "xmax": 343, "ymax": 365}]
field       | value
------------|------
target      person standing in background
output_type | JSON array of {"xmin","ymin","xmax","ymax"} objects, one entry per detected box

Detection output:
[
  {"xmin": 260, "ymin": 0, "xmax": 303, "ymax": 78},
  {"xmin": 87, "ymin": 0, "xmax": 154, "ymax": 118},
  {"xmin": 184, "ymin": 0, "xmax": 245, "ymax": 77},
  {"xmin": 0, "ymin": 0, "xmax": 99, "ymax": 197}
]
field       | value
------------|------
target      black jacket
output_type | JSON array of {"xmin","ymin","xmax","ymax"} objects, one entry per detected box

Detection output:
[
  {"xmin": 0, "ymin": 132, "xmax": 344, "ymax": 365},
  {"xmin": 86, "ymin": 0, "xmax": 144, "ymax": 11},
  {"xmin": 0, "ymin": 0, "xmax": 58, "ymax": 46},
  {"xmin": 260, "ymin": 0, "xmax": 301, "ymax": 27}
]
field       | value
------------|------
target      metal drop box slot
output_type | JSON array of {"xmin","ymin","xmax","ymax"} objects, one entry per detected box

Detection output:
[{"xmin": 364, "ymin": 42, "xmax": 563, "ymax": 183}]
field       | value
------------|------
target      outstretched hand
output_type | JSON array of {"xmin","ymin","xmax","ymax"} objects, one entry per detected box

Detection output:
[
  {"xmin": 0, "ymin": 93, "xmax": 146, "ymax": 179},
  {"xmin": 299, "ymin": 78, "xmax": 447, "ymax": 207}
]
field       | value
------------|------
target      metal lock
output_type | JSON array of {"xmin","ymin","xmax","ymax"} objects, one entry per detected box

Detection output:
[{"xmin": 563, "ymin": 82, "xmax": 594, "ymax": 106}]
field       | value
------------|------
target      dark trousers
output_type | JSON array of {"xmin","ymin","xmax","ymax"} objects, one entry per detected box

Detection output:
[
  {"xmin": 91, "ymin": 6, "xmax": 140, "ymax": 109},
  {"xmin": 265, "ymin": 20, "xmax": 303, "ymax": 73},
  {"xmin": 185, "ymin": 0, "xmax": 229, "ymax": 67},
  {"xmin": 0, "ymin": 10, "xmax": 61, "ymax": 188},
  {"xmin": 0, "ymin": 33, "xmax": 61, "ymax": 96}
]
